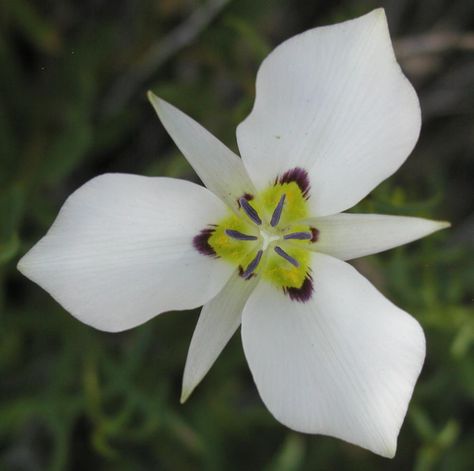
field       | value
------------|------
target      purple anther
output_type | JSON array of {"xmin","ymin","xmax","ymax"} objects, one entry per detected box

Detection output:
[
  {"xmin": 240, "ymin": 250, "xmax": 263, "ymax": 279},
  {"xmin": 225, "ymin": 229, "xmax": 258, "ymax": 241},
  {"xmin": 274, "ymin": 246, "xmax": 299, "ymax": 267},
  {"xmin": 239, "ymin": 197, "xmax": 262, "ymax": 225},
  {"xmin": 283, "ymin": 231, "xmax": 312, "ymax": 240},
  {"xmin": 270, "ymin": 194, "xmax": 286, "ymax": 227}
]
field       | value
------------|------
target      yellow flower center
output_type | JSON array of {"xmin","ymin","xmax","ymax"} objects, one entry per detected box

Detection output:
[{"xmin": 194, "ymin": 170, "xmax": 319, "ymax": 301}]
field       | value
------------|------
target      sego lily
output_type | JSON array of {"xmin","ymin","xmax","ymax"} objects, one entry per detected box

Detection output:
[{"xmin": 18, "ymin": 9, "xmax": 449, "ymax": 457}]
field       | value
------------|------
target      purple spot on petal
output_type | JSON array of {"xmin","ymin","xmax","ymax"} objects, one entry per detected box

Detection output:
[
  {"xmin": 283, "ymin": 274, "xmax": 313, "ymax": 303},
  {"xmin": 277, "ymin": 167, "xmax": 310, "ymax": 199},
  {"xmin": 193, "ymin": 228, "xmax": 217, "ymax": 258}
]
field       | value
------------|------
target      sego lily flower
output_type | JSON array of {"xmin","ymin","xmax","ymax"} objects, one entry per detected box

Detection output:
[{"xmin": 18, "ymin": 9, "xmax": 449, "ymax": 457}]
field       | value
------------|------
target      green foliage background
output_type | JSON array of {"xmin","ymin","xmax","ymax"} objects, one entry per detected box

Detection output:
[{"xmin": 1, "ymin": 0, "xmax": 473, "ymax": 469}]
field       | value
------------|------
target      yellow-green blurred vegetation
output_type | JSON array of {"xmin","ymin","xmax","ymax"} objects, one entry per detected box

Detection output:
[{"xmin": 1, "ymin": 0, "xmax": 473, "ymax": 469}]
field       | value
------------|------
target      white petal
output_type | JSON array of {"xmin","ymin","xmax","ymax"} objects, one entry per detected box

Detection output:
[
  {"xmin": 237, "ymin": 9, "xmax": 421, "ymax": 216},
  {"xmin": 307, "ymin": 213, "xmax": 450, "ymax": 260},
  {"xmin": 181, "ymin": 270, "xmax": 257, "ymax": 403},
  {"xmin": 148, "ymin": 92, "xmax": 255, "ymax": 211},
  {"xmin": 241, "ymin": 252, "xmax": 425, "ymax": 457},
  {"xmin": 18, "ymin": 174, "xmax": 233, "ymax": 332}
]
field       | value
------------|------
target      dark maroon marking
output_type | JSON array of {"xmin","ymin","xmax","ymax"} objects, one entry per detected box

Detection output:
[
  {"xmin": 240, "ymin": 250, "xmax": 263, "ymax": 279},
  {"xmin": 270, "ymin": 193, "xmax": 286, "ymax": 227},
  {"xmin": 274, "ymin": 246, "xmax": 299, "ymax": 267},
  {"xmin": 310, "ymin": 227, "xmax": 320, "ymax": 242},
  {"xmin": 225, "ymin": 229, "xmax": 258, "ymax": 241},
  {"xmin": 276, "ymin": 167, "xmax": 310, "ymax": 199},
  {"xmin": 283, "ymin": 274, "xmax": 313, "ymax": 303},
  {"xmin": 193, "ymin": 228, "xmax": 217, "ymax": 257},
  {"xmin": 239, "ymin": 197, "xmax": 262, "ymax": 225},
  {"xmin": 283, "ymin": 231, "xmax": 312, "ymax": 241}
]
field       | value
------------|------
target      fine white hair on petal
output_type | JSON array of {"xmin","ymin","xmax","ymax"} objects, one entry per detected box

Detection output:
[
  {"xmin": 241, "ymin": 252, "xmax": 425, "ymax": 457},
  {"xmin": 18, "ymin": 174, "xmax": 233, "ymax": 332},
  {"xmin": 181, "ymin": 269, "xmax": 258, "ymax": 403},
  {"xmin": 306, "ymin": 213, "xmax": 450, "ymax": 260},
  {"xmin": 148, "ymin": 92, "xmax": 256, "ymax": 211},
  {"xmin": 237, "ymin": 8, "xmax": 421, "ymax": 216}
]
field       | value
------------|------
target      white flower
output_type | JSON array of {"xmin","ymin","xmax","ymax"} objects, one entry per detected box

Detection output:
[{"xmin": 18, "ymin": 9, "xmax": 449, "ymax": 457}]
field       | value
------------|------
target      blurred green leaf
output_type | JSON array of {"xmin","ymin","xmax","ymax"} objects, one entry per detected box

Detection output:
[
  {"xmin": 6, "ymin": 0, "xmax": 60, "ymax": 53},
  {"xmin": 0, "ymin": 185, "xmax": 23, "ymax": 265},
  {"xmin": 264, "ymin": 433, "xmax": 305, "ymax": 471},
  {"xmin": 225, "ymin": 16, "xmax": 271, "ymax": 60}
]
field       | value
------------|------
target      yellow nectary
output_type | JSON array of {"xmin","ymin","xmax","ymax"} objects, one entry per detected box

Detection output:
[{"xmin": 206, "ymin": 181, "xmax": 315, "ymax": 291}]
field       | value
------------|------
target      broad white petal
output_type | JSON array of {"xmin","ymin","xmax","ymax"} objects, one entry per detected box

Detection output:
[
  {"xmin": 18, "ymin": 174, "xmax": 233, "ymax": 332},
  {"xmin": 148, "ymin": 92, "xmax": 255, "ymax": 211},
  {"xmin": 241, "ymin": 252, "xmax": 425, "ymax": 457},
  {"xmin": 237, "ymin": 9, "xmax": 421, "ymax": 216},
  {"xmin": 181, "ymin": 270, "xmax": 257, "ymax": 403},
  {"xmin": 307, "ymin": 213, "xmax": 450, "ymax": 260}
]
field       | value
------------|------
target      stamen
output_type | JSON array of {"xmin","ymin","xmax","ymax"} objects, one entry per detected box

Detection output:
[
  {"xmin": 240, "ymin": 250, "xmax": 263, "ymax": 279},
  {"xmin": 310, "ymin": 227, "xmax": 320, "ymax": 242},
  {"xmin": 225, "ymin": 229, "xmax": 258, "ymax": 241},
  {"xmin": 274, "ymin": 246, "xmax": 299, "ymax": 267},
  {"xmin": 270, "ymin": 194, "xmax": 286, "ymax": 227},
  {"xmin": 239, "ymin": 197, "xmax": 262, "ymax": 225},
  {"xmin": 283, "ymin": 231, "xmax": 312, "ymax": 240}
]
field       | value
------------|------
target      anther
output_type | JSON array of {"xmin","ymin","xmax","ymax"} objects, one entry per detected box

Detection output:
[
  {"xmin": 283, "ymin": 231, "xmax": 312, "ymax": 240},
  {"xmin": 274, "ymin": 246, "xmax": 299, "ymax": 267},
  {"xmin": 225, "ymin": 229, "xmax": 258, "ymax": 241},
  {"xmin": 239, "ymin": 197, "xmax": 262, "ymax": 225},
  {"xmin": 270, "ymin": 194, "xmax": 286, "ymax": 227},
  {"xmin": 241, "ymin": 250, "xmax": 263, "ymax": 279}
]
